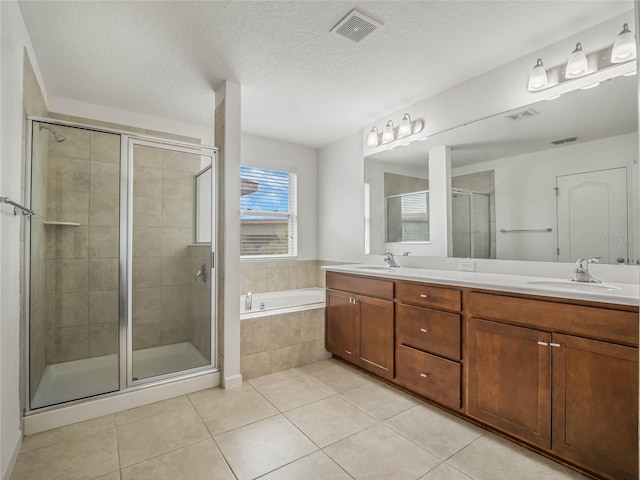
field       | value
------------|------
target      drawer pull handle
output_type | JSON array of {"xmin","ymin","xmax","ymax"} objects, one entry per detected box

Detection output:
[
  {"xmin": 345, "ymin": 350, "xmax": 352, "ymax": 355},
  {"xmin": 549, "ymin": 343, "xmax": 561, "ymax": 348},
  {"xmin": 420, "ymin": 328, "xmax": 429, "ymax": 333},
  {"xmin": 420, "ymin": 373, "xmax": 429, "ymax": 378},
  {"xmin": 420, "ymin": 294, "xmax": 429, "ymax": 299},
  {"xmin": 537, "ymin": 341, "xmax": 549, "ymax": 346}
]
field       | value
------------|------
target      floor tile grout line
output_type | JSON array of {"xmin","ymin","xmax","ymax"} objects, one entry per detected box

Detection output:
[
  {"xmin": 208, "ymin": 434, "xmax": 240, "ymax": 480},
  {"xmin": 337, "ymin": 386, "xmax": 418, "ymax": 423},
  {"xmin": 380, "ymin": 414, "xmax": 483, "ymax": 464},
  {"xmin": 118, "ymin": 437, "xmax": 216, "ymax": 473}
]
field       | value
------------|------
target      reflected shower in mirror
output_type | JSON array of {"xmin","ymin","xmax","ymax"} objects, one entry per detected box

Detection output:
[{"xmin": 365, "ymin": 73, "xmax": 638, "ymax": 264}]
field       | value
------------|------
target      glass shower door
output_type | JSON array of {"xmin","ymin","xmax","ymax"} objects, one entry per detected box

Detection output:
[
  {"xmin": 29, "ymin": 121, "xmax": 121, "ymax": 409},
  {"xmin": 128, "ymin": 139, "xmax": 216, "ymax": 383}
]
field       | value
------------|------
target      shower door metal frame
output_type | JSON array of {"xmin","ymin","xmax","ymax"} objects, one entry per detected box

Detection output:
[
  {"xmin": 124, "ymin": 137, "xmax": 219, "ymax": 388},
  {"xmin": 23, "ymin": 116, "xmax": 219, "ymax": 414},
  {"xmin": 452, "ymin": 188, "xmax": 491, "ymax": 259}
]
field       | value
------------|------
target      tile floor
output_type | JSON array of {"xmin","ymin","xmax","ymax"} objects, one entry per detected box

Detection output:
[{"xmin": 11, "ymin": 358, "xmax": 588, "ymax": 480}]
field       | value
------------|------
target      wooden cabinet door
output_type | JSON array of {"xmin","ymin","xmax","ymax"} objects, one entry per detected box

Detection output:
[
  {"xmin": 467, "ymin": 318, "xmax": 551, "ymax": 448},
  {"xmin": 357, "ymin": 295, "xmax": 394, "ymax": 379},
  {"xmin": 326, "ymin": 289, "xmax": 357, "ymax": 364},
  {"xmin": 552, "ymin": 334, "xmax": 638, "ymax": 480}
]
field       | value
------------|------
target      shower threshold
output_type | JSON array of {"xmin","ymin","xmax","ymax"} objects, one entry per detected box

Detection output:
[{"xmin": 31, "ymin": 341, "xmax": 209, "ymax": 409}]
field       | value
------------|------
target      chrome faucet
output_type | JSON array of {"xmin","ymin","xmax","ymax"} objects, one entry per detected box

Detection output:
[
  {"xmin": 383, "ymin": 252, "xmax": 400, "ymax": 268},
  {"xmin": 571, "ymin": 257, "xmax": 601, "ymax": 283},
  {"xmin": 245, "ymin": 292, "xmax": 253, "ymax": 310}
]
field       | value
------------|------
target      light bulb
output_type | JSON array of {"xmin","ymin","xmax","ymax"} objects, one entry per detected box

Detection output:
[
  {"xmin": 528, "ymin": 58, "xmax": 548, "ymax": 91},
  {"xmin": 398, "ymin": 114, "xmax": 412, "ymax": 138},
  {"xmin": 565, "ymin": 43, "xmax": 589, "ymax": 79},
  {"xmin": 612, "ymin": 23, "xmax": 637, "ymax": 63},
  {"xmin": 366, "ymin": 126, "xmax": 379, "ymax": 147},
  {"xmin": 382, "ymin": 121, "xmax": 395, "ymax": 143}
]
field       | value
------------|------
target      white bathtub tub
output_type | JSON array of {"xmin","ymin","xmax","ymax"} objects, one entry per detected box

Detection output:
[{"xmin": 240, "ymin": 287, "xmax": 326, "ymax": 320}]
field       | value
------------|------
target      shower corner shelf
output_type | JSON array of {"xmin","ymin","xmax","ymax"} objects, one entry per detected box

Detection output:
[{"xmin": 43, "ymin": 220, "xmax": 81, "ymax": 226}]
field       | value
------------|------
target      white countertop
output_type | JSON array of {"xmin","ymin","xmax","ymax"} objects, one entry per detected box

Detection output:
[{"xmin": 321, "ymin": 264, "xmax": 640, "ymax": 307}]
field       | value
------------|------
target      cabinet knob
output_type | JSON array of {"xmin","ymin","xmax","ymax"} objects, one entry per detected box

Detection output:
[
  {"xmin": 420, "ymin": 373, "xmax": 429, "ymax": 379},
  {"xmin": 420, "ymin": 294, "xmax": 429, "ymax": 299},
  {"xmin": 420, "ymin": 328, "xmax": 429, "ymax": 333},
  {"xmin": 345, "ymin": 350, "xmax": 352, "ymax": 355}
]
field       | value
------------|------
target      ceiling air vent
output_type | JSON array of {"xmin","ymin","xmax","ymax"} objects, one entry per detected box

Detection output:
[
  {"xmin": 331, "ymin": 9, "xmax": 381, "ymax": 43},
  {"xmin": 551, "ymin": 136, "xmax": 578, "ymax": 145},
  {"xmin": 504, "ymin": 108, "xmax": 539, "ymax": 121}
]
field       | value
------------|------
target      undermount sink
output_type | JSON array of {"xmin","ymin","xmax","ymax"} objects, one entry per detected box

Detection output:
[
  {"xmin": 355, "ymin": 266, "xmax": 395, "ymax": 271},
  {"xmin": 526, "ymin": 280, "xmax": 621, "ymax": 292}
]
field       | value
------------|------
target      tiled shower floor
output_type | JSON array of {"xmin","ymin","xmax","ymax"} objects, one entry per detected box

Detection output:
[
  {"xmin": 14, "ymin": 358, "xmax": 587, "ymax": 480},
  {"xmin": 31, "ymin": 341, "xmax": 209, "ymax": 408}
]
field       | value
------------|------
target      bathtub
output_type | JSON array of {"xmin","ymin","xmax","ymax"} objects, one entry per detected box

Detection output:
[{"xmin": 240, "ymin": 287, "xmax": 326, "ymax": 320}]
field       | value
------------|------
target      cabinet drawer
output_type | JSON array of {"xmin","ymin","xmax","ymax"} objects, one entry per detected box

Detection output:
[
  {"xmin": 468, "ymin": 292, "xmax": 639, "ymax": 346},
  {"xmin": 396, "ymin": 345, "xmax": 461, "ymax": 409},
  {"xmin": 326, "ymin": 272, "xmax": 394, "ymax": 300},
  {"xmin": 396, "ymin": 281, "xmax": 461, "ymax": 312},
  {"xmin": 396, "ymin": 304, "xmax": 461, "ymax": 360}
]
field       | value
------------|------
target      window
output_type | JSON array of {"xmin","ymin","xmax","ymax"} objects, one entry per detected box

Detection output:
[{"xmin": 240, "ymin": 166, "xmax": 297, "ymax": 257}]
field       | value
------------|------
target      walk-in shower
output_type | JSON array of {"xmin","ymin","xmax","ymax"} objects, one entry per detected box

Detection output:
[
  {"xmin": 26, "ymin": 118, "xmax": 218, "ymax": 410},
  {"xmin": 451, "ymin": 188, "xmax": 492, "ymax": 259}
]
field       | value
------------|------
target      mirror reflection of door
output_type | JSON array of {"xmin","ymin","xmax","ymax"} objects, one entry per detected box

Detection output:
[{"xmin": 556, "ymin": 167, "xmax": 628, "ymax": 263}]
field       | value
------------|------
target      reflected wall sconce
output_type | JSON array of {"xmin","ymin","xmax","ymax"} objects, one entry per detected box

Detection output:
[
  {"xmin": 527, "ymin": 23, "xmax": 636, "ymax": 93},
  {"xmin": 382, "ymin": 120, "xmax": 395, "ymax": 143},
  {"xmin": 612, "ymin": 23, "xmax": 637, "ymax": 63},
  {"xmin": 565, "ymin": 43, "xmax": 588, "ymax": 78},
  {"xmin": 367, "ymin": 126, "xmax": 380, "ymax": 146},
  {"xmin": 368, "ymin": 114, "xmax": 425, "ymax": 147}
]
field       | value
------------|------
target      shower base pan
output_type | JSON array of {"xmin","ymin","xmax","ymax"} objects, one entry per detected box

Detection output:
[{"xmin": 31, "ymin": 341, "xmax": 210, "ymax": 409}]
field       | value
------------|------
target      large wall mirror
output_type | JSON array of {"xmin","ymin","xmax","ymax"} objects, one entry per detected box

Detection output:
[{"xmin": 365, "ymin": 73, "xmax": 638, "ymax": 264}]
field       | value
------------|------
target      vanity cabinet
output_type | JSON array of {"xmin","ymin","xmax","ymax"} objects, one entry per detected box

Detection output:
[
  {"xmin": 324, "ymin": 270, "xmax": 639, "ymax": 480},
  {"xmin": 395, "ymin": 281, "xmax": 463, "ymax": 409},
  {"xmin": 325, "ymin": 272, "xmax": 395, "ymax": 380},
  {"xmin": 466, "ymin": 291, "xmax": 639, "ymax": 480}
]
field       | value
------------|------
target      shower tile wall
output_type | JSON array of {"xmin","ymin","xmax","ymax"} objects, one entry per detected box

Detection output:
[
  {"xmin": 240, "ymin": 260, "xmax": 323, "ymax": 294},
  {"xmin": 44, "ymin": 126, "xmax": 121, "ymax": 363},
  {"xmin": 25, "ymin": 53, "xmax": 49, "ymax": 394},
  {"xmin": 132, "ymin": 145, "xmax": 202, "ymax": 352},
  {"xmin": 190, "ymin": 245, "xmax": 212, "ymax": 361}
]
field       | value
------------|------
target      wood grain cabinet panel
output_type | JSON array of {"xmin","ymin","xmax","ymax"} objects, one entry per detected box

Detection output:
[
  {"xmin": 396, "ymin": 281, "xmax": 461, "ymax": 312},
  {"xmin": 396, "ymin": 344, "xmax": 461, "ymax": 409},
  {"xmin": 552, "ymin": 334, "xmax": 638, "ymax": 480},
  {"xmin": 358, "ymin": 295, "xmax": 394, "ymax": 380},
  {"xmin": 396, "ymin": 303, "xmax": 461, "ymax": 360},
  {"xmin": 326, "ymin": 272, "xmax": 394, "ymax": 299},
  {"xmin": 325, "ymin": 289, "xmax": 358, "ymax": 363},
  {"xmin": 466, "ymin": 318, "xmax": 552, "ymax": 449}
]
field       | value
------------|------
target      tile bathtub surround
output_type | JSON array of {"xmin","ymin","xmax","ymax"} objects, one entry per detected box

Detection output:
[
  {"xmin": 241, "ymin": 259, "xmax": 324, "ymax": 294},
  {"xmin": 12, "ymin": 358, "xmax": 589, "ymax": 480},
  {"xmin": 240, "ymin": 308, "xmax": 331, "ymax": 380}
]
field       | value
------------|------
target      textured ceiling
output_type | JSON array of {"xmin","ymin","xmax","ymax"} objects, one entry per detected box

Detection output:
[{"xmin": 19, "ymin": 1, "xmax": 634, "ymax": 148}]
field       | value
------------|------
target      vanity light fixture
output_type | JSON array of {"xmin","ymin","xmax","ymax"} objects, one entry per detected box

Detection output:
[
  {"xmin": 382, "ymin": 120, "xmax": 396, "ymax": 143},
  {"xmin": 367, "ymin": 126, "xmax": 380, "ymax": 147},
  {"xmin": 528, "ymin": 58, "xmax": 548, "ymax": 91},
  {"xmin": 611, "ymin": 23, "xmax": 636, "ymax": 63},
  {"xmin": 565, "ymin": 43, "xmax": 589, "ymax": 78}
]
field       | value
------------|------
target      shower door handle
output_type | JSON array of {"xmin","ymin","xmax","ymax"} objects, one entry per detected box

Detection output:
[{"xmin": 195, "ymin": 264, "xmax": 208, "ymax": 283}]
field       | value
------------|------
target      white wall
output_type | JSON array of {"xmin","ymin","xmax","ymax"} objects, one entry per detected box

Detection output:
[
  {"xmin": 317, "ymin": 10, "xmax": 639, "ymax": 285},
  {"xmin": 452, "ymin": 133, "xmax": 638, "ymax": 263},
  {"xmin": 0, "ymin": 2, "xmax": 47, "ymax": 478},
  {"xmin": 318, "ymin": 134, "xmax": 363, "ymax": 262},
  {"xmin": 47, "ymin": 96, "xmax": 213, "ymax": 144},
  {"xmin": 241, "ymin": 134, "xmax": 318, "ymax": 260}
]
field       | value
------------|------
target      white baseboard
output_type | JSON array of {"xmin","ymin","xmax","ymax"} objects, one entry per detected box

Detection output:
[
  {"xmin": 24, "ymin": 370, "xmax": 220, "ymax": 435},
  {"xmin": 2, "ymin": 433, "xmax": 22, "ymax": 480},
  {"xmin": 223, "ymin": 373, "xmax": 243, "ymax": 389}
]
